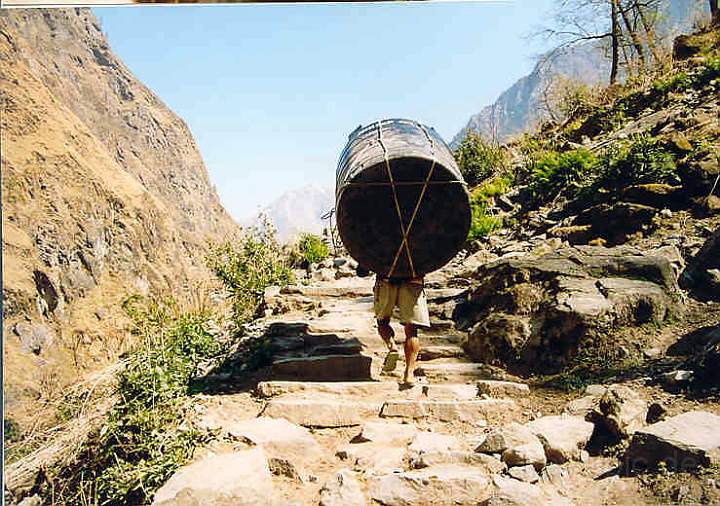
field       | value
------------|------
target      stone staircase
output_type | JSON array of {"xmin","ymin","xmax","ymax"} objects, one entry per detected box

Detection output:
[{"xmin": 156, "ymin": 279, "xmax": 611, "ymax": 505}]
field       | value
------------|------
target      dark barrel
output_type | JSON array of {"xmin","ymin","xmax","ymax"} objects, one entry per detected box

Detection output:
[{"xmin": 335, "ymin": 118, "xmax": 471, "ymax": 278}]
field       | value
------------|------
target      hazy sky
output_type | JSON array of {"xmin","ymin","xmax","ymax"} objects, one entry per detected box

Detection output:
[{"xmin": 94, "ymin": 0, "xmax": 556, "ymax": 221}]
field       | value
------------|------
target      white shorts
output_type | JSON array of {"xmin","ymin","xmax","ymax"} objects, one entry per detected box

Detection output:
[{"xmin": 373, "ymin": 277, "xmax": 430, "ymax": 327}]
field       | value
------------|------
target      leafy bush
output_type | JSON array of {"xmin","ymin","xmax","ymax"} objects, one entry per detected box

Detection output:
[
  {"xmin": 206, "ymin": 219, "xmax": 293, "ymax": 325},
  {"xmin": 529, "ymin": 148, "xmax": 599, "ymax": 202},
  {"xmin": 297, "ymin": 233, "xmax": 330, "ymax": 264},
  {"xmin": 653, "ymin": 71, "xmax": 691, "ymax": 93},
  {"xmin": 454, "ymin": 132, "xmax": 505, "ymax": 187},
  {"xmin": 55, "ymin": 297, "xmax": 224, "ymax": 505},
  {"xmin": 465, "ymin": 175, "xmax": 513, "ymax": 243},
  {"xmin": 596, "ymin": 133, "xmax": 678, "ymax": 192}
]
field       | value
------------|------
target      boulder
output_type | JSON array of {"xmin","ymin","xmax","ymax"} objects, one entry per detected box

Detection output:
[
  {"xmin": 319, "ymin": 470, "xmax": 366, "ymax": 506},
  {"xmin": 220, "ymin": 417, "xmax": 322, "ymax": 459},
  {"xmin": 152, "ymin": 448, "xmax": 276, "ymax": 505},
  {"xmin": 508, "ymin": 464, "xmax": 540, "ymax": 483},
  {"xmin": 476, "ymin": 423, "xmax": 546, "ymax": 470},
  {"xmin": 487, "ymin": 475, "xmax": 570, "ymax": 506},
  {"xmin": 12, "ymin": 322, "xmax": 54, "ymax": 355},
  {"xmin": 369, "ymin": 465, "xmax": 492, "ymax": 506},
  {"xmin": 621, "ymin": 184, "xmax": 685, "ymax": 210},
  {"xmin": 592, "ymin": 385, "xmax": 647, "ymax": 440},
  {"xmin": 689, "ymin": 324, "xmax": 720, "ymax": 387},
  {"xmin": 573, "ymin": 202, "xmax": 658, "ymax": 245},
  {"xmin": 624, "ymin": 411, "xmax": 720, "ymax": 471},
  {"xmin": 457, "ymin": 246, "xmax": 679, "ymax": 372},
  {"xmin": 525, "ymin": 415, "xmax": 594, "ymax": 463},
  {"xmin": 681, "ymin": 226, "xmax": 720, "ymax": 301}
]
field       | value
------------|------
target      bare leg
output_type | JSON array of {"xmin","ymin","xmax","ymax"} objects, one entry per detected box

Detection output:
[
  {"xmin": 378, "ymin": 318, "xmax": 399, "ymax": 373},
  {"xmin": 377, "ymin": 318, "xmax": 397, "ymax": 350},
  {"xmin": 403, "ymin": 323, "xmax": 420, "ymax": 385}
]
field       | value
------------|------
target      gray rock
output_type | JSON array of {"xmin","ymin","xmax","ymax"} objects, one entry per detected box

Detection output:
[
  {"xmin": 319, "ymin": 469, "xmax": 366, "ymax": 506},
  {"xmin": 525, "ymin": 415, "xmax": 595, "ymax": 463},
  {"xmin": 152, "ymin": 448, "xmax": 276, "ymax": 505},
  {"xmin": 476, "ymin": 423, "xmax": 546, "ymax": 470},
  {"xmin": 369, "ymin": 465, "xmax": 492, "ymax": 506},
  {"xmin": 593, "ymin": 384, "xmax": 647, "ymax": 439},
  {"xmin": 13, "ymin": 322, "xmax": 54, "ymax": 355},
  {"xmin": 408, "ymin": 431, "xmax": 462, "ymax": 457},
  {"xmin": 458, "ymin": 246, "xmax": 679, "ymax": 372},
  {"xmin": 508, "ymin": 464, "xmax": 540, "ymax": 483},
  {"xmin": 624, "ymin": 411, "xmax": 720, "ymax": 471},
  {"xmin": 219, "ymin": 416, "xmax": 322, "ymax": 459}
]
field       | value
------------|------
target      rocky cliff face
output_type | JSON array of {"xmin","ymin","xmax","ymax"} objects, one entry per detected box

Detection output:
[{"xmin": 1, "ymin": 9, "xmax": 239, "ymax": 431}]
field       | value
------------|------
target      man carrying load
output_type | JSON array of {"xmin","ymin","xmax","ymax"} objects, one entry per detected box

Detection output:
[{"xmin": 358, "ymin": 266, "xmax": 430, "ymax": 386}]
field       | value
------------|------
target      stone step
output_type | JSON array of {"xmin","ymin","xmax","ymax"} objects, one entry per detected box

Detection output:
[
  {"xmin": 380, "ymin": 399, "xmax": 516, "ymax": 424},
  {"xmin": 271, "ymin": 354, "xmax": 372, "ymax": 381},
  {"xmin": 476, "ymin": 380, "xmax": 530, "ymax": 397},
  {"xmin": 416, "ymin": 362, "xmax": 506, "ymax": 382},
  {"xmin": 255, "ymin": 380, "xmax": 402, "ymax": 398},
  {"xmin": 419, "ymin": 345, "xmax": 465, "ymax": 361},
  {"xmin": 261, "ymin": 398, "xmax": 382, "ymax": 427}
]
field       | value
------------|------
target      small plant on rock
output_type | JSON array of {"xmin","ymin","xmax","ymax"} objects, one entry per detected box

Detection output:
[
  {"xmin": 596, "ymin": 133, "xmax": 678, "ymax": 193},
  {"xmin": 454, "ymin": 132, "xmax": 506, "ymax": 187},
  {"xmin": 529, "ymin": 148, "xmax": 599, "ymax": 202},
  {"xmin": 206, "ymin": 217, "xmax": 294, "ymax": 325},
  {"xmin": 297, "ymin": 233, "xmax": 330, "ymax": 265}
]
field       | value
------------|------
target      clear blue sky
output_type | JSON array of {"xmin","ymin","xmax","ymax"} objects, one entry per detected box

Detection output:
[{"xmin": 93, "ymin": 0, "xmax": 555, "ymax": 221}]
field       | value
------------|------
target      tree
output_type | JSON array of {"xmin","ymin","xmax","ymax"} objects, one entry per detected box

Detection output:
[
  {"xmin": 710, "ymin": 0, "xmax": 719, "ymax": 27},
  {"xmin": 539, "ymin": 0, "xmax": 664, "ymax": 85}
]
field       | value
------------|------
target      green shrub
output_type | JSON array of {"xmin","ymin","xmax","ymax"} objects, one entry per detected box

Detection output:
[
  {"xmin": 596, "ymin": 133, "xmax": 678, "ymax": 192},
  {"xmin": 297, "ymin": 233, "xmax": 330, "ymax": 264},
  {"xmin": 454, "ymin": 132, "xmax": 505, "ymax": 187},
  {"xmin": 529, "ymin": 148, "xmax": 598, "ymax": 202},
  {"xmin": 467, "ymin": 198, "xmax": 503, "ymax": 242},
  {"xmin": 653, "ymin": 71, "xmax": 691, "ymax": 94},
  {"xmin": 55, "ymin": 298, "xmax": 224, "ymax": 505},
  {"xmin": 206, "ymin": 219, "xmax": 294, "ymax": 325}
]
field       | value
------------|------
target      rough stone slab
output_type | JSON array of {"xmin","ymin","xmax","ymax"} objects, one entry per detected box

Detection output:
[
  {"xmin": 408, "ymin": 431, "xmax": 462, "ymax": 456},
  {"xmin": 319, "ymin": 469, "xmax": 366, "ymax": 506},
  {"xmin": 381, "ymin": 399, "xmax": 512, "ymax": 423},
  {"xmin": 261, "ymin": 399, "xmax": 381, "ymax": 427},
  {"xmin": 354, "ymin": 421, "xmax": 418, "ymax": 444},
  {"xmin": 281, "ymin": 285, "xmax": 372, "ymax": 297},
  {"xmin": 594, "ymin": 384, "xmax": 647, "ymax": 438},
  {"xmin": 369, "ymin": 465, "xmax": 492, "ymax": 506},
  {"xmin": 153, "ymin": 448, "xmax": 276, "ymax": 505},
  {"xmin": 562, "ymin": 395, "xmax": 599, "ymax": 417},
  {"xmin": 508, "ymin": 464, "xmax": 540, "ymax": 483},
  {"xmin": 336, "ymin": 443, "xmax": 406, "ymax": 475},
  {"xmin": 625, "ymin": 410, "xmax": 720, "ymax": 471},
  {"xmin": 486, "ymin": 475, "xmax": 572, "ymax": 506},
  {"xmin": 526, "ymin": 415, "xmax": 595, "ymax": 463},
  {"xmin": 420, "ymin": 383, "xmax": 479, "ymax": 400},
  {"xmin": 476, "ymin": 423, "xmax": 546, "ymax": 470},
  {"xmin": 410, "ymin": 451, "xmax": 505, "ymax": 474},
  {"xmin": 256, "ymin": 380, "xmax": 399, "ymax": 398},
  {"xmin": 477, "ymin": 380, "xmax": 530, "ymax": 397},
  {"xmin": 417, "ymin": 363, "xmax": 493, "ymax": 379},
  {"xmin": 271, "ymin": 354, "xmax": 372, "ymax": 381},
  {"xmin": 419, "ymin": 345, "xmax": 465, "ymax": 361},
  {"xmin": 221, "ymin": 417, "xmax": 322, "ymax": 458}
]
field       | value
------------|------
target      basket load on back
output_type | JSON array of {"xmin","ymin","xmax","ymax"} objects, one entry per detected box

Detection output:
[{"xmin": 335, "ymin": 118, "xmax": 471, "ymax": 278}]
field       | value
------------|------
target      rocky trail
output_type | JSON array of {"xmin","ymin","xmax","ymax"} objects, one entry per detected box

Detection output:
[{"xmin": 153, "ymin": 250, "xmax": 720, "ymax": 506}]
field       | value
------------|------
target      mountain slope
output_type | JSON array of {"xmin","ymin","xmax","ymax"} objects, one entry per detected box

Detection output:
[
  {"xmin": 452, "ymin": 0, "xmax": 708, "ymax": 146},
  {"xmin": 247, "ymin": 184, "xmax": 334, "ymax": 242},
  {"xmin": 0, "ymin": 9, "xmax": 239, "ymax": 435}
]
